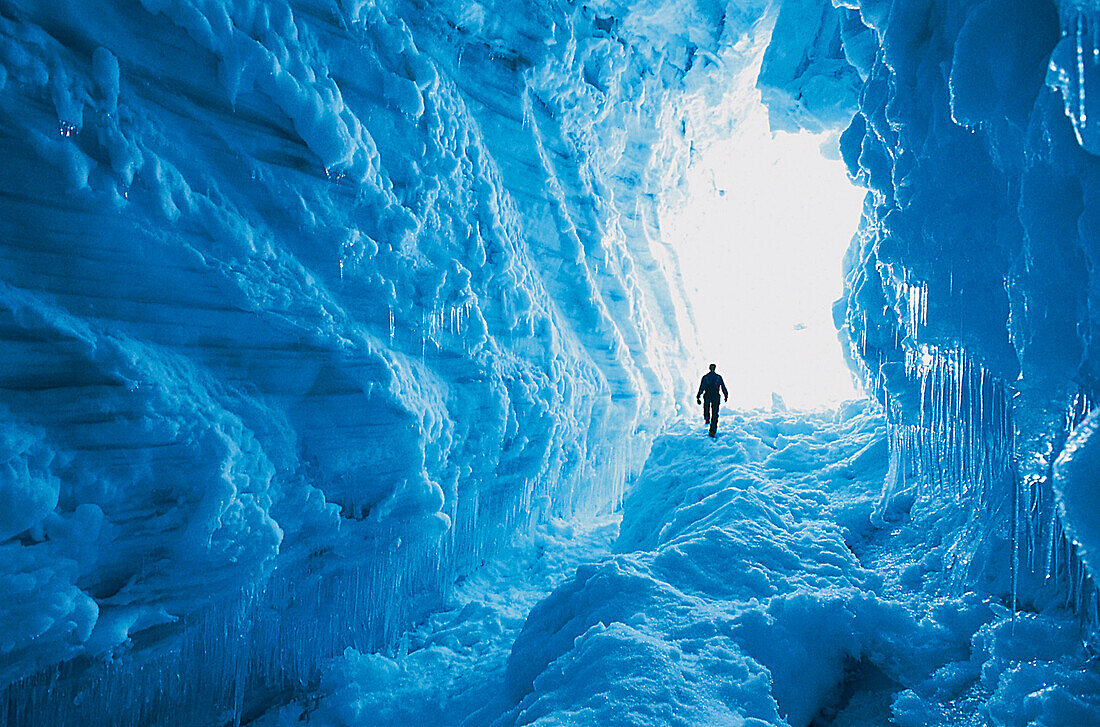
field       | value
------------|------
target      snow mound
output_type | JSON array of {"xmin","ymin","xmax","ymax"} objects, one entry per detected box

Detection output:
[
  {"xmin": 492, "ymin": 405, "xmax": 1100, "ymax": 727},
  {"xmin": 498, "ymin": 405, "xmax": 887, "ymax": 726},
  {"xmin": 253, "ymin": 404, "xmax": 1100, "ymax": 726}
]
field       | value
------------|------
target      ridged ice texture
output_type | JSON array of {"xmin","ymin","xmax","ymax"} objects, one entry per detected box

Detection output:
[
  {"xmin": 0, "ymin": 1, "xmax": 717, "ymax": 723},
  {"xmin": 831, "ymin": 0, "xmax": 1100, "ymax": 634}
]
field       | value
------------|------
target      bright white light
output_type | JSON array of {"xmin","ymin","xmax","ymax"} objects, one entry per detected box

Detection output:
[{"xmin": 666, "ymin": 86, "xmax": 866, "ymax": 410}]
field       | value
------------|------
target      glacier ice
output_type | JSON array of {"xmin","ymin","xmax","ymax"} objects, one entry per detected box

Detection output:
[
  {"xmin": 832, "ymin": 0, "xmax": 1100, "ymax": 638},
  {"xmin": 5, "ymin": 0, "xmax": 1100, "ymax": 724},
  {"xmin": 0, "ymin": 0, "xmax": 698, "ymax": 722}
]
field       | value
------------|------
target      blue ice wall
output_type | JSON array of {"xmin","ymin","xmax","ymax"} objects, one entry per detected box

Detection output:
[
  {"xmin": 824, "ymin": 0, "xmax": 1100, "ymax": 626},
  {"xmin": 0, "ymin": 1, "xmax": 711, "ymax": 722}
]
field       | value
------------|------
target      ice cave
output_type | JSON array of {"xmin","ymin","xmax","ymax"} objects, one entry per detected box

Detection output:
[{"xmin": 3, "ymin": 0, "xmax": 1100, "ymax": 725}]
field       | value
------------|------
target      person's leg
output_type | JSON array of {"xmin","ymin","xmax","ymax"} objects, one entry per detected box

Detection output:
[
  {"xmin": 706, "ymin": 399, "xmax": 719, "ymax": 437},
  {"xmin": 703, "ymin": 400, "xmax": 710, "ymax": 424}
]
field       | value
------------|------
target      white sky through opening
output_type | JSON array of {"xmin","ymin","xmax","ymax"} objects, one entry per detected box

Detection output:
[{"xmin": 667, "ymin": 94, "xmax": 867, "ymax": 410}]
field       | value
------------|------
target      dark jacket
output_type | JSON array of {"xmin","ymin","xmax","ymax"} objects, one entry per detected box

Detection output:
[{"xmin": 697, "ymin": 371, "xmax": 728, "ymax": 401}]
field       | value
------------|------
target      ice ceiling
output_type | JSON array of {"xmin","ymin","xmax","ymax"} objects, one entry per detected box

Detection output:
[{"xmin": 3, "ymin": 0, "xmax": 1100, "ymax": 724}]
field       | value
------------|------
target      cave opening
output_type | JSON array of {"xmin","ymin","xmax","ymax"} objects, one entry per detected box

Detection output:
[{"xmin": 661, "ymin": 40, "xmax": 866, "ymax": 410}]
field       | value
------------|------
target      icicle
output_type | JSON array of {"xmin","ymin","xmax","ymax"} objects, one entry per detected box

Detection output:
[
  {"xmin": 1011, "ymin": 468, "xmax": 1019, "ymax": 614},
  {"xmin": 1079, "ymin": 13, "xmax": 1089, "ymax": 126},
  {"xmin": 1093, "ymin": 12, "xmax": 1100, "ymax": 66},
  {"xmin": 955, "ymin": 350, "xmax": 964, "ymax": 496},
  {"xmin": 861, "ymin": 312, "xmax": 867, "ymax": 356}
]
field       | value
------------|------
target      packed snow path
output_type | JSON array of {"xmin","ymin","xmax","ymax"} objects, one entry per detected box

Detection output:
[{"xmin": 253, "ymin": 403, "xmax": 1100, "ymax": 727}]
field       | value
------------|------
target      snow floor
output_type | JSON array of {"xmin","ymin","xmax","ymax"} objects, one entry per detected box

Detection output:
[{"xmin": 255, "ymin": 403, "xmax": 1100, "ymax": 727}]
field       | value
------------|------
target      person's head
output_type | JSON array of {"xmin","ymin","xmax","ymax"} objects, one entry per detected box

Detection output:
[{"xmin": 709, "ymin": 363, "xmax": 716, "ymax": 371}]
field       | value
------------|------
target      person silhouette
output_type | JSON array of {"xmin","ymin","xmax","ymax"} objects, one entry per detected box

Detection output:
[{"xmin": 696, "ymin": 363, "xmax": 728, "ymax": 438}]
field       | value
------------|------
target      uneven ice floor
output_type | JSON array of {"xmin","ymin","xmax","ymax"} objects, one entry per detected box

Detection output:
[{"xmin": 256, "ymin": 404, "xmax": 1100, "ymax": 727}]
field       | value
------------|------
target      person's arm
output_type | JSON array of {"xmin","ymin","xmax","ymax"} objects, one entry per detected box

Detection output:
[
  {"xmin": 720, "ymin": 376, "xmax": 728, "ymax": 402},
  {"xmin": 696, "ymin": 377, "xmax": 704, "ymax": 403}
]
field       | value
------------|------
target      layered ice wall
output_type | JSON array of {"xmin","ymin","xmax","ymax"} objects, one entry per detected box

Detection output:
[{"xmin": 0, "ymin": 0, "xmax": 763, "ymax": 722}]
